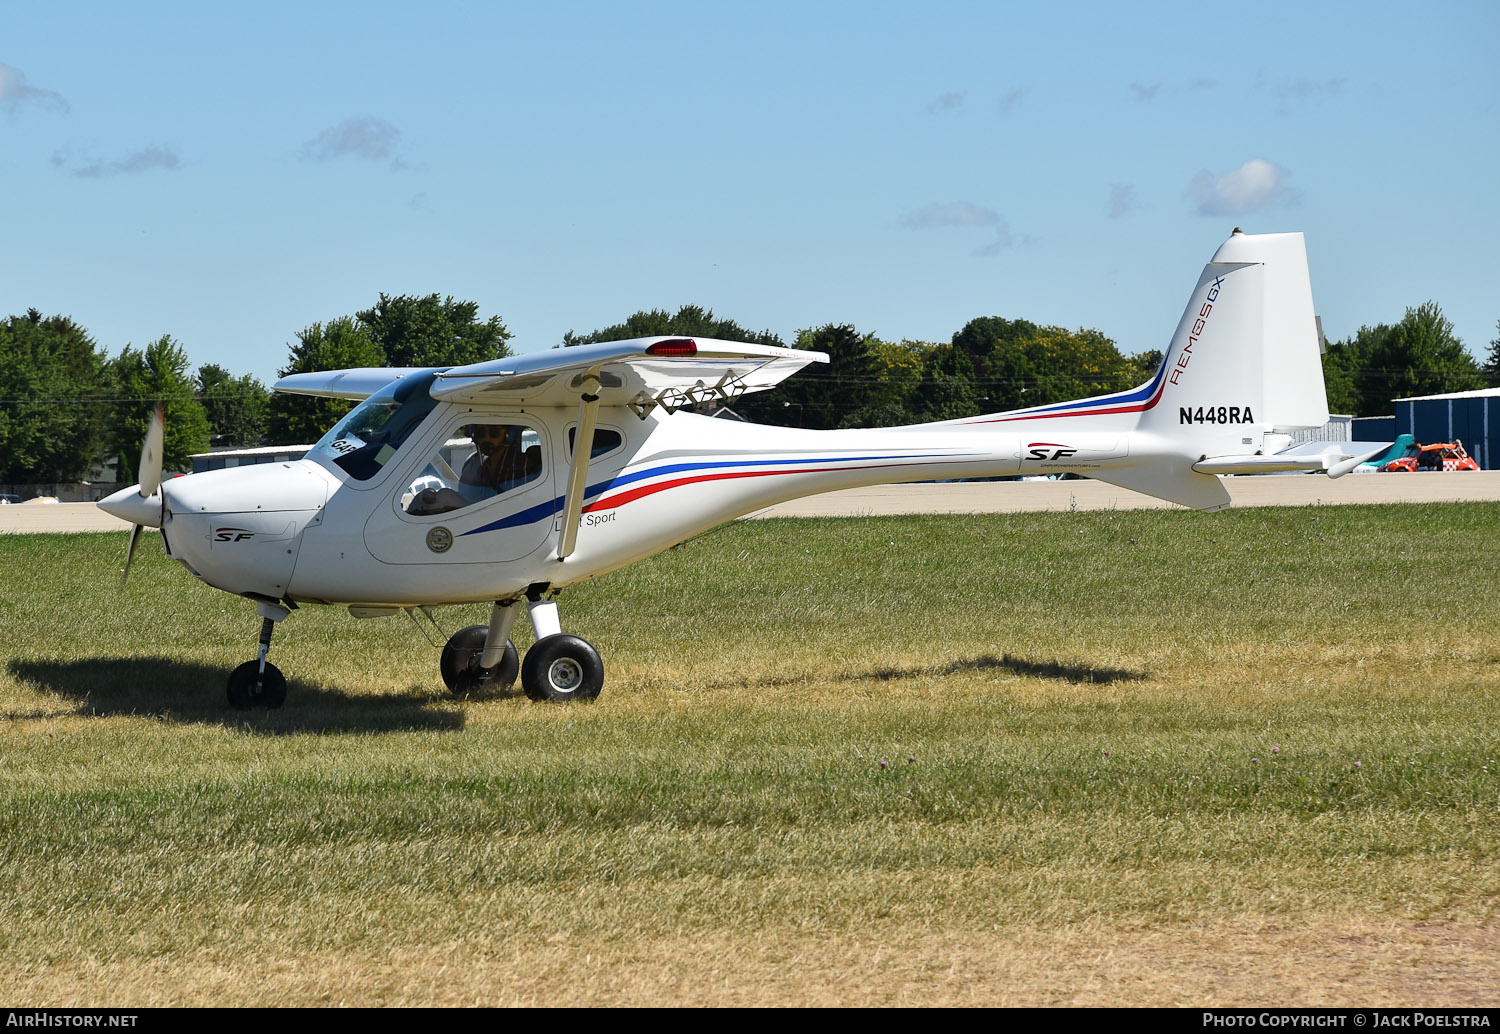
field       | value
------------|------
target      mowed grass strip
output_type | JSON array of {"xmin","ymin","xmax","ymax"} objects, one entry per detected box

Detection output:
[{"xmin": 0, "ymin": 503, "xmax": 1496, "ymax": 1006}]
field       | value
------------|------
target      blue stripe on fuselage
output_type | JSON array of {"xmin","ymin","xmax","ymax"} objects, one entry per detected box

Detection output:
[
  {"xmin": 999, "ymin": 356, "xmax": 1171, "ymax": 416},
  {"xmin": 458, "ymin": 452, "xmax": 960, "ymax": 537}
]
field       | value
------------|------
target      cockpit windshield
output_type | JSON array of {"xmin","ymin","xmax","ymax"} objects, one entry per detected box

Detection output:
[{"xmin": 309, "ymin": 370, "xmax": 440, "ymax": 481}]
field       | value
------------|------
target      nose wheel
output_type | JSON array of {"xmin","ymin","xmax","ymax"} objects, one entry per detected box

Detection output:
[
  {"xmin": 227, "ymin": 604, "xmax": 292, "ymax": 710},
  {"xmin": 227, "ymin": 660, "xmax": 287, "ymax": 710}
]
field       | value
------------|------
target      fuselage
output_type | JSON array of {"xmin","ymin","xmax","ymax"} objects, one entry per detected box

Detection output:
[{"xmin": 143, "ymin": 398, "xmax": 1186, "ymax": 609}]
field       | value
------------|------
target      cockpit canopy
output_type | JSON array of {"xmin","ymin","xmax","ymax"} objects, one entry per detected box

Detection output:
[{"xmin": 308, "ymin": 369, "xmax": 440, "ymax": 481}]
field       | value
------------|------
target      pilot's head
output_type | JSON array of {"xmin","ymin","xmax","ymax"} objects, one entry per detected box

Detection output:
[{"xmin": 468, "ymin": 424, "xmax": 513, "ymax": 457}]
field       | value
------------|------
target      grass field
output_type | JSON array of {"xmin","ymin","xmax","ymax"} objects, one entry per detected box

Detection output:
[{"xmin": 1, "ymin": 503, "xmax": 1496, "ymax": 1006}]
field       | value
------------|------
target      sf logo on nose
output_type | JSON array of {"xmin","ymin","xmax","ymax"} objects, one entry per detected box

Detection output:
[{"xmin": 213, "ymin": 528, "xmax": 255, "ymax": 542}]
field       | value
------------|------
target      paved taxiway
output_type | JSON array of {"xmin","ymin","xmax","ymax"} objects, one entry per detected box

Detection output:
[{"xmin": 3, "ymin": 471, "xmax": 1497, "ymax": 534}]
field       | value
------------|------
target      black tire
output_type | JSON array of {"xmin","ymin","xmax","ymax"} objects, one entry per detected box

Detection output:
[
  {"xmin": 521, "ymin": 634, "xmax": 604, "ymax": 702},
  {"xmin": 227, "ymin": 660, "xmax": 287, "ymax": 710},
  {"xmin": 439, "ymin": 624, "xmax": 519, "ymax": 695}
]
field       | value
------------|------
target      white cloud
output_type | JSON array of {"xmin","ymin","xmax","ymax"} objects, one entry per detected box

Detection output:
[
  {"xmin": 926, "ymin": 91, "xmax": 963, "ymax": 113},
  {"xmin": 63, "ymin": 146, "xmax": 181, "ymax": 179},
  {"xmin": 1280, "ymin": 78, "xmax": 1344, "ymax": 103},
  {"xmin": 902, "ymin": 201, "xmax": 1013, "ymax": 256},
  {"xmin": 1185, "ymin": 159, "xmax": 1297, "ymax": 217},
  {"xmin": 902, "ymin": 201, "xmax": 999, "ymax": 229},
  {"xmin": 1107, "ymin": 183, "xmax": 1138, "ymax": 219},
  {"xmin": 998, "ymin": 87, "xmax": 1027, "ymax": 114},
  {"xmin": 299, "ymin": 116, "xmax": 405, "ymax": 167},
  {"xmin": 0, "ymin": 63, "xmax": 68, "ymax": 114},
  {"xmin": 1274, "ymin": 77, "xmax": 1346, "ymax": 116}
]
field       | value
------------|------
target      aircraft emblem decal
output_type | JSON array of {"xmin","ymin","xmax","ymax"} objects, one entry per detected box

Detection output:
[{"xmin": 1024, "ymin": 443, "xmax": 1079, "ymax": 462}]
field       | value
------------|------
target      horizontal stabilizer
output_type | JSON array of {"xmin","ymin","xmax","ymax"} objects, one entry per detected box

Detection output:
[
  {"xmin": 1328, "ymin": 444, "xmax": 1391, "ymax": 478},
  {"xmin": 1193, "ymin": 442, "xmax": 1391, "ymax": 479}
]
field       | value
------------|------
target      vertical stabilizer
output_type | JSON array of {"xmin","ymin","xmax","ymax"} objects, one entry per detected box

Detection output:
[
  {"xmin": 1137, "ymin": 229, "xmax": 1328, "ymax": 450},
  {"xmin": 947, "ymin": 229, "xmax": 1332, "ymax": 510}
]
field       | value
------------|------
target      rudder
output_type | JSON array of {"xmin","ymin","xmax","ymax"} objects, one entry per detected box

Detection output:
[{"xmin": 1138, "ymin": 230, "xmax": 1328, "ymax": 452}]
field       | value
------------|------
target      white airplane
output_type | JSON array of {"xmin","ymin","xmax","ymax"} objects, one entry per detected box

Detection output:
[{"xmin": 101, "ymin": 229, "xmax": 1375, "ymax": 709}]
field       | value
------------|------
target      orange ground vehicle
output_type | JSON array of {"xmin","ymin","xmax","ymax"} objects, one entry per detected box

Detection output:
[{"xmin": 1381, "ymin": 440, "xmax": 1480, "ymax": 472}]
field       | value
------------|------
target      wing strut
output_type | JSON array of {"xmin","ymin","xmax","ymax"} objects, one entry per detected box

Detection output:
[{"xmin": 556, "ymin": 375, "xmax": 602, "ymax": 560}]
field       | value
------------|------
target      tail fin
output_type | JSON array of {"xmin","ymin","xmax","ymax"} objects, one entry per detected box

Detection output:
[
  {"xmin": 958, "ymin": 230, "xmax": 1330, "ymax": 511},
  {"xmin": 1090, "ymin": 230, "xmax": 1328, "ymax": 511},
  {"xmin": 1137, "ymin": 229, "xmax": 1328, "ymax": 445}
]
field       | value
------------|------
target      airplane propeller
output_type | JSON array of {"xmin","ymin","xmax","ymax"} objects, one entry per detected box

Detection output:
[{"xmin": 117, "ymin": 402, "xmax": 165, "ymax": 586}]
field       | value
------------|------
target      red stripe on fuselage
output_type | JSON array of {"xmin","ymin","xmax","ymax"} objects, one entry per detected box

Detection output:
[
  {"xmin": 584, "ymin": 462, "xmax": 930, "ymax": 514},
  {"xmin": 967, "ymin": 378, "xmax": 1169, "ymax": 424}
]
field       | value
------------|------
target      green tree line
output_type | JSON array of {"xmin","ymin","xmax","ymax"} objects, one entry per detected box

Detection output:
[
  {"xmin": 0, "ymin": 295, "xmax": 511, "ymax": 482},
  {"xmin": 2, "ymin": 295, "xmax": 1493, "ymax": 484},
  {"xmin": 1321, "ymin": 302, "xmax": 1493, "ymax": 417}
]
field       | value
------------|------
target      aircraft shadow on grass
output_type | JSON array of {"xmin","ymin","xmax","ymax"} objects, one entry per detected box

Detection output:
[
  {"xmin": 881, "ymin": 654, "xmax": 1150, "ymax": 685},
  {"xmin": 745, "ymin": 653, "xmax": 1148, "ymax": 689},
  {"xmin": 6, "ymin": 656, "xmax": 477, "ymax": 734}
]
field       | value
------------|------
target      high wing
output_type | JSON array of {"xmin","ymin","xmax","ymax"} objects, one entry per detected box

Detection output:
[
  {"xmin": 271, "ymin": 337, "xmax": 829, "ymax": 415},
  {"xmin": 275, "ymin": 367, "xmax": 429, "ymax": 401},
  {"xmin": 427, "ymin": 336, "xmax": 827, "ymax": 415}
]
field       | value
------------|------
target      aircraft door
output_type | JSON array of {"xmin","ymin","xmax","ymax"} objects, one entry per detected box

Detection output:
[{"xmin": 363, "ymin": 418, "xmax": 557, "ymax": 565}]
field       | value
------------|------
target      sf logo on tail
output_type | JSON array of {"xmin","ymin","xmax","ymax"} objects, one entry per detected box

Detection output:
[{"xmin": 1026, "ymin": 443, "xmax": 1078, "ymax": 462}]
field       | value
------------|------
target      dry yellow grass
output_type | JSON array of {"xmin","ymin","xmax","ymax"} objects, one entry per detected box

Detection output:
[
  {"xmin": 1, "ymin": 507, "xmax": 1496, "ymax": 1007},
  {"xmin": 9, "ymin": 919, "xmax": 1495, "ymax": 1007}
]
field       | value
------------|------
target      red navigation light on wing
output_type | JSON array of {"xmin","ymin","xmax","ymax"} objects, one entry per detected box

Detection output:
[{"xmin": 645, "ymin": 338, "xmax": 697, "ymax": 357}]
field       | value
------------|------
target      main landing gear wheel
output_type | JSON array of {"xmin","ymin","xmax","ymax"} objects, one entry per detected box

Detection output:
[
  {"xmin": 226, "ymin": 660, "xmax": 287, "ymax": 710},
  {"xmin": 521, "ymin": 634, "xmax": 604, "ymax": 702},
  {"xmin": 440, "ymin": 624, "xmax": 519, "ymax": 696}
]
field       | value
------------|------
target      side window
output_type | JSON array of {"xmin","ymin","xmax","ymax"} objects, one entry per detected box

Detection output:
[
  {"xmin": 567, "ymin": 426, "xmax": 624, "ymax": 460},
  {"xmin": 402, "ymin": 422, "xmax": 544, "ymax": 516}
]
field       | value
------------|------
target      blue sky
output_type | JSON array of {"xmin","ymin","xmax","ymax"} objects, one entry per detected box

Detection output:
[{"xmin": 4, "ymin": 1, "xmax": 1497, "ymax": 387}]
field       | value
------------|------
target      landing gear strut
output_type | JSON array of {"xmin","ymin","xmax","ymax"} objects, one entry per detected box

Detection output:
[
  {"xmin": 518, "ymin": 592, "xmax": 604, "ymax": 702},
  {"xmin": 438, "ymin": 592, "xmax": 605, "ymax": 702},
  {"xmin": 227, "ymin": 601, "xmax": 289, "ymax": 710},
  {"xmin": 440, "ymin": 600, "xmax": 520, "ymax": 695}
]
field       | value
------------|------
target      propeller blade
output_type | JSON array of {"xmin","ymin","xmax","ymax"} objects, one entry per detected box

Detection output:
[
  {"xmin": 138, "ymin": 402, "xmax": 165, "ymax": 498},
  {"xmin": 121, "ymin": 523, "xmax": 144, "ymax": 586},
  {"xmin": 116, "ymin": 403, "xmax": 166, "ymax": 586}
]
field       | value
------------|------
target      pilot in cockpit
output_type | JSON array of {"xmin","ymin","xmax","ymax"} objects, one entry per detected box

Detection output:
[
  {"xmin": 460, "ymin": 424, "xmax": 534, "ymax": 495},
  {"xmin": 405, "ymin": 423, "xmax": 541, "ymax": 516}
]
